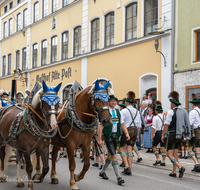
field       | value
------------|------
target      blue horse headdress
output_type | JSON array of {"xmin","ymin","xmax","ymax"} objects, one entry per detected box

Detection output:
[
  {"xmin": 93, "ymin": 80, "xmax": 110, "ymax": 102},
  {"xmin": 41, "ymin": 81, "xmax": 62, "ymax": 106},
  {"xmin": 0, "ymin": 99, "xmax": 15, "ymax": 107}
]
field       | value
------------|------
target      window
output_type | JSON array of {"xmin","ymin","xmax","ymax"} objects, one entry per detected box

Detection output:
[
  {"xmin": 91, "ymin": 18, "xmax": 100, "ymax": 51},
  {"xmin": 52, "ymin": 0, "xmax": 58, "ymax": 12},
  {"xmin": 17, "ymin": 0, "xmax": 21, "ymax": 4},
  {"xmin": 62, "ymin": 84, "xmax": 72, "ymax": 104},
  {"xmin": 34, "ymin": 2, "xmax": 39, "ymax": 22},
  {"xmin": 16, "ymin": 50, "xmax": 20, "ymax": 69},
  {"xmin": 41, "ymin": 40, "xmax": 47, "ymax": 65},
  {"xmin": 126, "ymin": 3, "xmax": 137, "ymax": 41},
  {"xmin": 4, "ymin": 6, "xmax": 7, "ymax": 13},
  {"xmin": 16, "ymin": 13, "xmax": 21, "ymax": 32},
  {"xmin": 144, "ymin": 0, "xmax": 158, "ymax": 36},
  {"xmin": 63, "ymin": 0, "xmax": 69, "ymax": 7},
  {"xmin": 105, "ymin": 12, "xmax": 115, "ymax": 47},
  {"xmin": 2, "ymin": 56, "xmax": 6, "ymax": 76},
  {"xmin": 51, "ymin": 36, "xmax": 57, "ymax": 63},
  {"xmin": 23, "ymin": 9, "xmax": 28, "ymax": 28},
  {"xmin": 16, "ymin": 92, "xmax": 24, "ymax": 103},
  {"xmin": 74, "ymin": 26, "xmax": 81, "ymax": 56},
  {"xmin": 9, "ymin": 2, "xmax": 13, "ymax": 9},
  {"xmin": 62, "ymin": 32, "xmax": 69, "ymax": 60},
  {"xmin": 9, "ymin": 18, "xmax": 13, "ymax": 35},
  {"xmin": 43, "ymin": 0, "xmax": 48, "ymax": 17},
  {"xmin": 32, "ymin": 43, "xmax": 38, "ymax": 68},
  {"xmin": 22, "ymin": 47, "xmax": 27, "ymax": 70},
  {"xmin": 186, "ymin": 85, "xmax": 200, "ymax": 112},
  {"xmin": 195, "ymin": 30, "xmax": 200, "ymax": 61},
  {"xmin": 8, "ymin": 54, "xmax": 12, "ymax": 75},
  {"xmin": 52, "ymin": 17, "xmax": 56, "ymax": 30},
  {"xmin": 3, "ymin": 22, "xmax": 7, "ymax": 38}
]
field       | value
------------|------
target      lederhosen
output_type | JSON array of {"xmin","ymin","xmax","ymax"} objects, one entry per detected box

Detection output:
[
  {"xmin": 153, "ymin": 114, "xmax": 166, "ymax": 147},
  {"xmin": 189, "ymin": 109, "xmax": 200, "ymax": 148},
  {"xmin": 103, "ymin": 109, "xmax": 121, "ymax": 156},
  {"xmin": 167, "ymin": 108, "xmax": 183, "ymax": 150},
  {"xmin": 120, "ymin": 108, "xmax": 138, "ymax": 147}
]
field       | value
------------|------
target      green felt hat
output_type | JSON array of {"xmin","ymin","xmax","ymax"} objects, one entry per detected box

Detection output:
[
  {"xmin": 190, "ymin": 99, "xmax": 200, "ymax": 103},
  {"xmin": 125, "ymin": 98, "xmax": 134, "ymax": 103},
  {"xmin": 2, "ymin": 92, "xmax": 9, "ymax": 96},
  {"xmin": 119, "ymin": 103, "xmax": 126, "ymax": 108},
  {"xmin": 189, "ymin": 93, "xmax": 200, "ymax": 103},
  {"xmin": 168, "ymin": 91, "xmax": 181, "ymax": 106},
  {"xmin": 109, "ymin": 95, "xmax": 118, "ymax": 101},
  {"xmin": 155, "ymin": 106, "xmax": 163, "ymax": 111},
  {"xmin": 169, "ymin": 99, "xmax": 181, "ymax": 106}
]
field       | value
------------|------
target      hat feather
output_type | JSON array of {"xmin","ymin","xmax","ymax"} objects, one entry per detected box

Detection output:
[
  {"xmin": 190, "ymin": 93, "xmax": 199, "ymax": 100},
  {"xmin": 155, "ymin": 100, "xmax": 162, "ymax": 106},
  {"xmin": 168, "ymin": 91, "xmax": 179, "ymax": 101}
]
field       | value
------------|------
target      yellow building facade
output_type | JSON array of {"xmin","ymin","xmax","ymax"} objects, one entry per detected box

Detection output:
[{"xmin": 0, "ymin": 0, "xmax": 174, "ymax": 110}]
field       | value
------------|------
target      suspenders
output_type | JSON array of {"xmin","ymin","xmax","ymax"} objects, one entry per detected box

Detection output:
[
  {"xmin": 157, "ymin": 114, "xmax": 165, "ymax": 131},
  {"xmin": 126, "ymin": 108, "xmax": 138, "ymax": 128}
]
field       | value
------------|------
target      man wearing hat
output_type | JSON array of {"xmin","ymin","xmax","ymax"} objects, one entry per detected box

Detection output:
[
  {"xmin": 0, "ymin": 91, "xmax": 10, "ymax": 109},
  {"xmin": 161, "ymin": 91, "xmax": 191, "ymax": 178},
  {"xmin": 188, "ymin": 93, "xmax": 200, "ymax": 172},
  {"xmin": 151, "ymin": 101, "xmax": 167, "ymax": 166},
  {"xmin": 120, "ymin": 91, "xmax": 141, "ymax": 175},
  {"xmin": 98, "ymin": 94, "xmax": 130, "ymax": 185}
]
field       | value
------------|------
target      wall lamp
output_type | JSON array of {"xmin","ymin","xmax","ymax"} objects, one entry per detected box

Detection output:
[
  {"xmin": 13, "ymin": 69, "xmax": 28, "ymax": 86},
  {"xmin": 154, "ymin": 39, "xmax": 166, "ymax": 67}
]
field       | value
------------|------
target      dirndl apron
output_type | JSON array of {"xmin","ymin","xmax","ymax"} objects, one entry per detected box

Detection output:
[{"xmin": 143, "ymin": 115, "xmax": 153, "ymax": 149}]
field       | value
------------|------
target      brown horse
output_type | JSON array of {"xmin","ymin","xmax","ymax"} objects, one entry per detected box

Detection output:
[
  {"xmin": 0, "ymin": 81, "xmax": 61, "ymax": 190},
  {"xmin": 33, "ymin": 80, "xmax": 111, "ymax": 190}
]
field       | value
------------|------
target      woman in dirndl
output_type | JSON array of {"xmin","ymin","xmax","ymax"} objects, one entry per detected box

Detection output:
[{"xmin": 143, "ymin": 108, "xmax": 154, "ymax": 152}]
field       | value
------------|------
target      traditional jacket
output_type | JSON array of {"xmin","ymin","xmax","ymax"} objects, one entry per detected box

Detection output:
[{"xmin": 103, "ymin": 108, "xmax": 121, "ymax": 138}]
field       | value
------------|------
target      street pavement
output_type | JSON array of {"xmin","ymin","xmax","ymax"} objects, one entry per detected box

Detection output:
[{"xmin": 1, "ymin": 149, "xmax": 200, "ymax": 190}]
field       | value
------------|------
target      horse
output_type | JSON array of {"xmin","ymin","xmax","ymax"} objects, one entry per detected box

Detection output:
[
  {"xmin": 33, "ymin": 79, "xmax": 111, "ymax": 190},
  {"xmin": 0, "ymin": 81, "xmax": 62, "ymax": 190}
]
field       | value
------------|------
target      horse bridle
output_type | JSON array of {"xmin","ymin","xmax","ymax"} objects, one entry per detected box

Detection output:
[{"xmin": 90, "ymin": 94, "xmax": 109, "ymax": 116}]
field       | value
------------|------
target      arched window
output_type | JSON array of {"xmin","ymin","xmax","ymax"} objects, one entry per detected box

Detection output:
[
  {"xmin": 32, "ymin": 43, "xmax": 38, "ymax": 68},
  {"xmin": 105, "ymin": 12, "xmax": 115, "ymax": 47},
  {"xmin": 2, "ymin": 56, "xmax": 6, "ymax": 76},
  {"xmin": 16, "ymin": 50, "xmax": 20, "ymax": 69},
  {"xmin": 62, "ymin": 84, "xmax": 72, "ymax": 104},
  {"xmin": 74, "ymin": 26, "xmax": 81, "ymax": 56},
  {"xmin": 34, "ymin": 2, "xmax": 39, "ymax": 22},
  {"xmin": 3, "ymin": 21, "xmax": 7, "ymax": 38},
  {"xmin": 91, "ymin": 18, "xmax": 100, "ymax": 51},
  {"xmin": 9, "ymin": 18, "xmax": 13, "ymax": 35},
  {"xmin": 62, "ymin": 31, "xmax": 69, "ymax": 60},
  {"xmin": 52, "ymin": 0, "xmax": 58, "ymax": 12},
  {"xmin": 23, "ymin": 8, "xmax": 28, "ymax": 27},
  {"xmin": 41, "ymin": 40, "xmax": 47, "ymax": 65},
  {"xmin": 16, "ymin": 13, "xmax": 21, "ymax": 32},
  {"xmin": 126, "ymin": 3, "xmax": 137, "ymax": 41},
  {"xmin": 43, "ymin": 0, "xmax": 48, "ymax": 17},
  {"xmin": 16, "ymin": 92, "xmax": 24, "ymax": 103},
  {"xmin": 52, "ymin": 17, "xmax": 56, "ymax": 30},
  {"xmin": 51, "ymin": 36, "xmax": 57, "ymax": 63},
  {"xmin": 8, "ymin": 53, "xmax": 12, "ymax": 75}
]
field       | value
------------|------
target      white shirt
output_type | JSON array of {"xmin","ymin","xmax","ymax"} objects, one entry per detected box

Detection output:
[
  {"xmin": 109, "ymin": 107, "xmax": 121, "ymax": 133},
  {"xmin": 120, "ymin": 105, "xmax": 141, "ymax": 128},
  {"xmin": 189, "ymin": 107, "xmax": 200, "ymax": 129},
  {"xmin": 142, "ymin": 99, "xmax": 149, "ymax": 105},
  {"xmin": 142, "ymin": 107, "xmax": 148, "ymax": 117},
  {"xmin": 146, "ymin": 99, "xmax": 152, "ymax": 105},
  {"xmin": 164, "ymin": 107, "xmax": 178, "ymax": 125},
  {"xmin": 152, "ymin": 113, "xmax": 165, "ymax": 132}
]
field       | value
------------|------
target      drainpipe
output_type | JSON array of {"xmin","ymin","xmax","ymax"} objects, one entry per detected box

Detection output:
[{"xmin": 171, "ymin": 0, "xmax": 175, "ymax": 90}]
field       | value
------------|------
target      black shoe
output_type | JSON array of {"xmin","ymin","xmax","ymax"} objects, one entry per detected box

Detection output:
[
  {"xmin": 99, "ymin": 164, "xmax": 103, "ymax": 170},
  {"xmin": 179, "ymin": 156, "xmax": 184, "ymax": 159},
  {"xmin": 146, "ymin": 149, "xmax": 150, "ymax": 153},
  {"xmin": 192, "ymin": 164, "xmax": 200, "ymax": 172},
  {"xmin": 179, "ymin": 167, "xmax": 185, "ymax": 178},
  {"xmin": 122, "ymin": 167, "xmax": 131, "ymax": 175},
  {"xmin": 90, "ymin": 156, "xmax": 94, "ymax": 160},
  {"xmin": 74, "ymin": 154, "xmax": 76, "ymax": 157},
  {"xmin": 92, "ymin": 163, "xmax": 99, "ymax": 167},
  {"xmin": 136, "ymin": 157, "xmax": 143, "ymax": 162},
  {"xmin": 117, "ymin": 177, "xmax": 125, "ymax": 185},
  {"xmin": 184, "ymin": 156, "xmax": 188, "ymax": 159},
  {"xmin": 63, "ymin": 155, "xmax": 67, "ymax": 158},
  {"xmin": 99, "ymin": 172, "xmax": 109, "ymax": 180},
  {"xmin": 160, "ymin": 162, "xmax": 166, "ymax": 166},
  {"xmin": 119, "ymin": 162, "xmax": 125, "ymax": 167},
  {"xmin": 153, "ymin": 160, "xmax": 161, "ymax": 166},
  {"xmin": 169, "ymin": 173, "xmax": 176, "ymax": 177}
]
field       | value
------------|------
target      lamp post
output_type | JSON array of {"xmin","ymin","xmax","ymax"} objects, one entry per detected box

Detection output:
[{"xmin": 154, "ymin": 39, "xmax": 167, "ymax": 67}]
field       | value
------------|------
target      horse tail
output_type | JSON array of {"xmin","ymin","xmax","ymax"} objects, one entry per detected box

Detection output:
[{"xmin": 3, "ymin": 144, "xmax": 13, "ymax": 172}]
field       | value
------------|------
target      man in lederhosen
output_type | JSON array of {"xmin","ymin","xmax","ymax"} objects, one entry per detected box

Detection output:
[
  {"xmin": 161, "ymin": 91, "xmax": 191, "ymax": 178},
  {"xmin": 188, "ymin": 93, "xmax": 200, "ymax": 172},
  {"xmin": 151, "ymin": 101, "xmax": 167, "ymax": 166},
  {"xmin": 120, "ymin": 91, "xmax": 141, "ymax": 175},
  {"xmin": 98, "ymin": 95, "xmax": 130, "ymax": 185}
]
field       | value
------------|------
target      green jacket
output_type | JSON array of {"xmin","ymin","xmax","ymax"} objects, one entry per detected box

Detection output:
[{"xmin": 103, "ymin": 108, "xmax": 121, "ymax": 138}]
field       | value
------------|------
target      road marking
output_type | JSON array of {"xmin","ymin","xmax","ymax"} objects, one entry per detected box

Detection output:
[{"xmin": 133, "ymin": 173, "xmax": 197, "ymax": 190}]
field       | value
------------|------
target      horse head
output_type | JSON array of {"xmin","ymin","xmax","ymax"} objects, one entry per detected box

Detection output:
[
  {"xmin": 32, "ymin": 81, "xmax": 62, "ymax": 130},
  {"xmin": 88, "ymin": 79, "xmax": 110, "ymax": 127}
]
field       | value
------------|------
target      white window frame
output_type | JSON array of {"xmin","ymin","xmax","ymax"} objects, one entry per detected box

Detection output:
[
  {"xmin": 32, "ymin": 43, "xmax": 38, "ymax": 68},
  {"xmin": 60, "ymin": 30, "xmax": 69, "ymax": 61},
  {"xmin": 71, "ymin": 24, "xmax": 81, "ymax": 57},
  {"xmin": 50, "ymin": 35, "xmax": 58, "ymax": 63},
  {"xmin": 33, "ymin": 1, "xmax": 39, "ymax": 23},
  {"xmin": 8, "ymin": 18, "xmax": 13, "ymax": 36},
  {"xmin": 14, "ymin": 49, "xmax": 20, "ymax": 70},
  {"xmin": 3, "ymin": 21, "xmax": 7, "ymax": 38},
  {"xmin": 2, "ymin": 55, "xmax": 6, "ymax": 76},
  {"xmin": 7, "ymin": 53, "xmax": 12, "ymax": 75},
  {"xmin": 21, "ymin": 46, "xmax": 27, "ymax": 70},
  {"xmin": 16, "ymin": 12, "xmax": 21, "ymax": 32},
  {"xmin": 40, "ymin": 38, "xmax": 48, "ymax": 66}
]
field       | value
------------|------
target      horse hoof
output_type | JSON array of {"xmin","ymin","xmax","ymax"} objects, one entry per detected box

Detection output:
[
  {"xmin": 70, "ymin": 184, "xmax": 79, "ymax": 190},
  {"xmin": 51, "ymin": 178, "xmax": 59, "ymax": 184},
  {"xmin": 17, "ymin": 181, "xmax": 25, "ymax": 187},
  {"xmin": 32, "ymin": 174, "xmax": 41, "ymax": 183},
  {"xmin": 0, "ymin": 177, "xmax": 7, "ymax": 183},
  {"xmin": 74, "ymin": 174, "xmax": 80, "ymax": 182}
]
